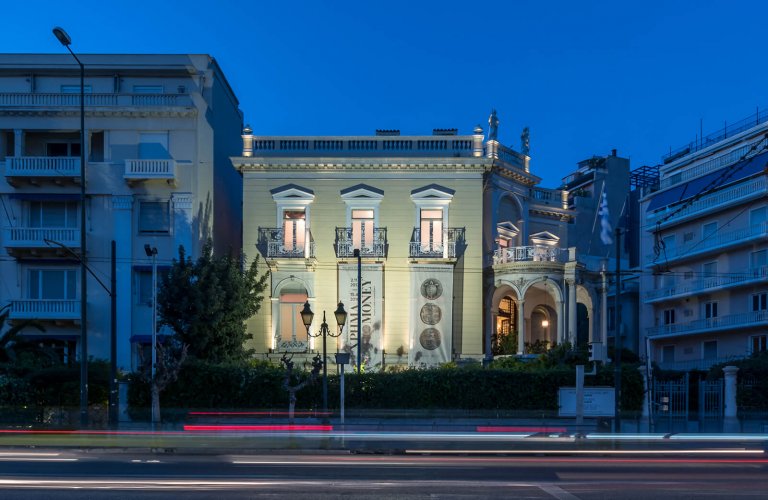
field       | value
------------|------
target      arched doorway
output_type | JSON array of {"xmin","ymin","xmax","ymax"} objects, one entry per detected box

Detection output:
[{"xmin": 493, "ymin": 295, "xmax": 517, "ymax": 355}]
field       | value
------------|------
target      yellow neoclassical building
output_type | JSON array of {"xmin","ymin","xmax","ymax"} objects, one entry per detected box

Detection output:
[{"xmin": 232, "ymin": 115, "xmax": 630, "ymax": 370}]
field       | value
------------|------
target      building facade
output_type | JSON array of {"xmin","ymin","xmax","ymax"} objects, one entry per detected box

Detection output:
[
  {"xmin": 639, "ymin": 112, "xmax": 768, "ymax": 371},
  {"xmin": 234, "ymin": 114, "xmax": 630, "ymax": 368},
  {"xmin": 0, "ymin": 53, "xmax": 243, "ymax": 371}
]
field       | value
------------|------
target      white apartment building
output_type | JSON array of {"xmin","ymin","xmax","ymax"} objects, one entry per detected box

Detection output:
[
  {"xmin": 0, "ymin": 54, "xmax": 243, "ymax": 371},
  {"xmin": 639, "ymin": 112, "xmax": 768, "ymax": 371}
]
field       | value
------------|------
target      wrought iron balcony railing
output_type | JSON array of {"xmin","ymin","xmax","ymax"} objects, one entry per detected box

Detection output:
[
  {"xmin": 409, "ymin": 227, "xmax": 465, "ymax": 259},
  {"xmin": 257, "ymin": 227, "xmax": 315, "ymax": 259},
  {"xmin": 335, "ymin": 227, "xmax": 387, "ymax": 258},
  {"xmin": 493, "ymin": 245, "xmax": 571, "ymax": 264}
]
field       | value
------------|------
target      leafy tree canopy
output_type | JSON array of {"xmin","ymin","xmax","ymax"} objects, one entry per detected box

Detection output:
[{"xmin": 157, "ymin": 240, "xmax": 269, "ymax": 364}]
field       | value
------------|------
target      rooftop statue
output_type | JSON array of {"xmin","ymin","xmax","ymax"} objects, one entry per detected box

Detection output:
[
  {"xmin": 521, "ymin": 126, "xmax": 530, "ymax": 156},
  {"xmin": 488, "ymin": 109, "xmax": 499, "ymax": 141}
]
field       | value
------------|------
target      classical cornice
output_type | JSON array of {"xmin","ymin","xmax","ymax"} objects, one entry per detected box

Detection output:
[
  {"xmin": 233, "ymin": 157, "xmax": 488, "ymax": 173},
  {"xmin": 0, "ymin": 108, "xmax": 197, "ymax": 119}
]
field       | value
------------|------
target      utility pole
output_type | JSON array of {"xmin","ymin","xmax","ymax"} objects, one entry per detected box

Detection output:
[{"xmin": 614, "ymin": 227, "xmax": 622, "ymax": 433}]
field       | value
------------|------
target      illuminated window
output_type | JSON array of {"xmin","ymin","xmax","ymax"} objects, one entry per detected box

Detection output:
[
  {"xmin": 282, "ymin": 210, "xmax": 306, "ymax": 251},
  {"xmin": 351, "ymin": 209, "xmax": 374, "ymax": 251},
  {"xmin": 420, "ymin": 209, "xmax": 444, "ymax": 251}
]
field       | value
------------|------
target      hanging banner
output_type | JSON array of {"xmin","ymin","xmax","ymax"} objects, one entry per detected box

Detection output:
[
  {"xmin": 409, "ymin": 264, "xmax": 453, "ymax": 367},
  {"xmin": 338, "ymin": 263, "xmax": 384, "ymax": 372}
]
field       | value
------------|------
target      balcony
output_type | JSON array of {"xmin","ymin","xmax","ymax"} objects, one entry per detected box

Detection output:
[
  {"xmin": 335, "ymin": 227, "xmax": 387, "ymax": 258},
  {"xmin": 2, "ymin": 227, "xmax": 81, "ymax": 256},
  {"xmin": 645, "ymin": 222, "xmax": 768, "ymax": 266},
  {"xmin": 257, "ymin": 227, "xmax": 316, "ymax": 260},
  {"xmin": 647, "ymin": 310, "xmax": 768, "ymax": 339},
  {"xmin": 0, "ymin": 92, "xmax": 193, "ymax": 109},
  {"xmin": 9, "ymin": 299, "xmax": 80, "ymax": 322},
  {"xmin": 645, "ymin": 266, "xmax": 767, "ymax": 302},
  {"xmin": 493, "ymin": 245, "xmax": 571, "ymax": 265},
  {"xmin": 124, "ymin": 159, "xmax": 176, "ymax": 184},
  {"xmin": 4, "ymin": 156, "xmax": 81, "ymax": 185},
  {"xmin": 646, "ymin": 177, "xmax": 767, "ymax": 228},
  {"xmin": 409, "ymin": 228, "xmax": 465, "ymax": 259}
]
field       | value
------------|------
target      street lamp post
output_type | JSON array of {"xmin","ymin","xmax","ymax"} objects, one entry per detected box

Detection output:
[
  {"xmin": 52, "ymin": 26, "xmax": 88, "ymax": 427},
  {"xmin": 144, "ymin": 244, "xmax": 158, "ymax": 427},
  {"xmin": 301, "ymin": 301, "xmax": 347, "ymax": 415}
]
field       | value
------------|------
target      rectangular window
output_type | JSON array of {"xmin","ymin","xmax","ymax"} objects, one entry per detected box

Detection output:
[
  {"xmin": 607, "ymin": 306, "xmax": 615, "ymax": 330},
  {"xmin": 351, "ymin": 209, "xmax": 374, "ymax": 250},
  {"xmin": 702, "ymin": 221, "xmax": 718, "ymax": 240},
  {"xmin": 420, "ymin": 208, "xmax": 443, "ymax": 250},
  {"xmin": 663, "ymin": 309, "xmax": 675, "ymax": 325},
  {"xmin": 60, "ymin": 84, "xmax": 92, "ymax": 93},
  {"xmin": 139, "ymin": 201, "xmax": 170, "ymax": 233},
  {"xmin": 750, "ymin": 206, "xmax": 767, "ymax": 228},
  {"xmin": 751, "ymin": 293, "xmax": 767, "ymax": 311},
  {"xmin": 703, "ymin": 340, "xmax": 717, "ymax": 360},
  {"xmin": 133, "ymin": 85, "xmax": 164, "ymax": 94},
  {"xmin": 751, "ymin": 249, "xmax": 767, "ymax": 269},
  {"xmin": 28, "ymin": 269, "xmax": 77, "ymax": 299},
  {"xmin": 282, "ymin": 210, "xmax": 306, "ymax": 251},
  {"xmin": 683, "ymin": 232, "xmax": 695, "ymax": 243},
  {"xmin": 28, "ymin": 201, "xmax": 78, "ymax": 228},
  {"xmin": 661, "ymin": 234, "xmax": 675, "ymax": 254},
  {"xmin": 751, "ymin": 335, "xmax": 767, "ymax": 354},
  {"xmin": 702, "ymin": 261, "xmax": 717, "ymax": 278},
  {"xmin": 139, "ymin": 132, "xmax": 169, "ymax": 159},
  {"xmin": 662, "ymin": 345, "xmax": 675, "ymax": 363},
  {"xmin": 136, "ymin": 271, "xmax": 153, "ymax": 306},
  {"xmin": 704, "ymin": 301, "xmax": 718, "ymax": 319},
  {"xmin": 46, "ymin": 142, "xmax": 80, "ymax": 157}
]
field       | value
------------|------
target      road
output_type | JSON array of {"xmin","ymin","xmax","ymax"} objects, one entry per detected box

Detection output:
[{"xmin": 1, "ymin": 448, "xmax": 767, "ymax": 499}]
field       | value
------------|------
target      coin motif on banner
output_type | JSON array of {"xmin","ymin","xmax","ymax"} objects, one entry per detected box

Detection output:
[
  {"xmin": 419, "ymin": 303, "xmax": 442, "ymax": 325},
  {"xmin": 420, "ymin": 278, "xmax": 443, "ymax": 300},
  {"xmin": 419, "ymin": 327, "xmax": 441, "ymax": 350}
]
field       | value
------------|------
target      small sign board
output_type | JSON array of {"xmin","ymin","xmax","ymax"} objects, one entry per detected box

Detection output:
[{"xmin": 558, "ymin": 386, "xmax": 615, "ymax": 417}]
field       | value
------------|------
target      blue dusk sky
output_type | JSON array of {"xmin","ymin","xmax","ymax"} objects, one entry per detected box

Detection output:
[{"xmin": 2, "ymin": 0, "xmax": 767, "ymax": 188}]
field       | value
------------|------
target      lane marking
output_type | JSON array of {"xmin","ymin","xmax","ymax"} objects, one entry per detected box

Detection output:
[{"xmin": 538, "ymin": 483, "xmax": 581, "ymax": 500}]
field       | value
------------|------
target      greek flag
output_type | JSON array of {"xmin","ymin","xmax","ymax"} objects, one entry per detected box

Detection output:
[{"xmin": 599, "ymin": 191, "xmax": 613, "ymax": 245}]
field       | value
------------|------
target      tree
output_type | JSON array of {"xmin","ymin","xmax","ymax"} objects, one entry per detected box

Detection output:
[
  {"xmin": 0, "ymin": 304, "xmax": 45, "ymax": 364},
  {"xmin": 138, "ymin": 339, "xmax": 188, "ymax": 425},
  {"xmin": 157, "ymin": 240, "xmax": 269, "ymax": 363},
  {"xmin": 280, "ymin": 353, "xmax": 322, "ymax": 423}
]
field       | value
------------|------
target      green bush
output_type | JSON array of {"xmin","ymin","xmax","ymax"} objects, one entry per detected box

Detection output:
[{"xmin": 128, "ymin": 359, "xmax": 644, "ymax": 419}]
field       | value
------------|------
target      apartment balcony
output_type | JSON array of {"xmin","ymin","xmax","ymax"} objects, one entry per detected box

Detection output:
[
  {"xmin": 8, "ymin": 299, "xmax": 80, "ymax": 322},
  {"xmin": 408, "ymin": 228, "xmax": 465, "ymax": 259},
  {"xmin": 2, "ymin": 226, "xmax": 81, "ymax": 257},
  {"xmin": 645, "ymin": 266, "xmax": 767, "ymax": 303},
  {"xmin": 335, "ymin": 227, "xmax": 387, "ymax": 258},
  {"xmin": 493, "ymin": 245, "xmax": 571, "ymax": 265},
  {"xmin": 257, "ymin": 227, "xmax": 316, "ymax": 262},
  {"xmin": 124, "ymin": 159, "xmax": 177, "ymax": 185},
  {"xmin": 4, "ymin": 156, "xmax": 81, "ymax": 185},
  {"xmin": 647, "ymin": 310, "xmax": 768, "ymax": 339},
  {"xmin": 645, "ymin": 222, "xmax": 768, "ymax": 267},
  {"xmin": 646, "ymin": 177, "xmax": 767, "ymax": 228},
  {"xmin": 0, "ymin": 92, "xmax": 193, "ymax": 109}
]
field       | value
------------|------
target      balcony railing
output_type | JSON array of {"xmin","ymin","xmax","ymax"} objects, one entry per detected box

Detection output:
[
  {"xmin": 335, "ymin": 227, "xmax": 387, "ymax": 258},
  {"xmin": 655, "ymin": 355, "xmax": 746, "ymax": 372},
  {"xmin": 0, "ymin": 93, "xmax": 192, "ymax": 108},
  {"xmin": 9, "ymin": 299, "xmax": 80, "ymax": 321},
  {"xmin": 647, "ymin": 310, "xmax": 768, "ymax": 338},
  {"xmin": 5, "ymin": 156, "xmax": 81, "ymax": 178},
  {"xmin": 124, "ymin": 159, "xmax": 176, "ymax": 180},
  {"xmin": 257, "ymin": 227, "xmax": 315, "ymax": 259},
  {"xmin": 646, "ymin": 222, "xmax": 768, "ymax": 265},
  {"xmin": 646, "ymin": 266, "xmax": 768, "ymax": 302},
  {"xmin": 249, "ymin": 135, "xmax": 476, "ymax": 158},
  {"xmin": 493, "ymin": 245, "xmax": 571, "ymax": 264},
  {"xmin": 646, "ymin": 177, "xmax": 767, "ymax": 227},
  {"xmin": 3, "ymin": 227, "xmax": 81, "ymax": 250},
  {"xmin": 409, "ymin": 227, "xmax": 464, "ymax": 259}
]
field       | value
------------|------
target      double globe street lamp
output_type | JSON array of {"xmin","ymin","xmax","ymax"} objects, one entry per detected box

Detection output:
[{"xmin": 300, "ymin": 301, "xmax": 347, "ymax": 415}]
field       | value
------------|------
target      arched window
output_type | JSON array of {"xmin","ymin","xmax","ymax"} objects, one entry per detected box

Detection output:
[{"xmin": 278, "ymin": 283, "xmax": 309, "ymax": 349}]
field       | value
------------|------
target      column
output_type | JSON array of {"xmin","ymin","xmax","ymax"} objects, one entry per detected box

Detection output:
[
  {"xmin": 14, "ymin": 129, "xmax": 23, "ymax": 156},
  {"xmin": 112, "ymin": 195, "xmax": 133, "ymax": 372},
  {"xmin": 722, "ymin": 366, "xmax": 740, "ymax": 433},
  {"xmin": 516, "ymin": 300, "xmax": 525, "ymax": 354},
  {"xmin": 172, "ymin": 193, "xmax": 193, "ymax": 255},
  {"xmin": 556, "ymin": 299, "xmax": 564, "ymax": 344},
  {"xmin": 485, "ymin": 304, "xmax": 496, "ymax": 362},
  {"xmin": 567, "ymin": 279, "xmax": 577, "ymax": 345}
]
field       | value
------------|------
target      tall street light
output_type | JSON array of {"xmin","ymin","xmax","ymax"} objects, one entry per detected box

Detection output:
[
  {"xmin": 144, "ymin": 244, "xmax": 158, "ymax": 427},
  {"xmin": 52, "ymin": 26, "xmax": 88, "ymax": 428},
  {"xmin": 301, "ymin": 301, "xmax": 347, "ymax": 416}
]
